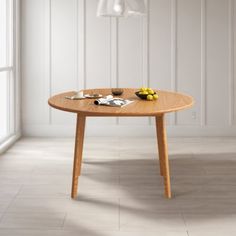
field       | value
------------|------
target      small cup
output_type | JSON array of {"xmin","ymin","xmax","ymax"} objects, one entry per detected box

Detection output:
[
  {"xmin": 77, "ymin": 91, "xmax": 84, "ymax": 98},
  {"xmin": 111, "ymin": 88, "xmax": 124, "ymax": 96}
]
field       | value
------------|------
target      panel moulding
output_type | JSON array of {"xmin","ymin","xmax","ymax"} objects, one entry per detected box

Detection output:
[
  {"xmin": 142, "ymin": 0, "xmax": 149, "ymax": 88},
  {"xmin": 229, "ymin": 0, "xmax": 235, "ymax": 125},
  {"xmin": 142, "ymin": 0, "xmax": 151, "ymax": 125},
  {"xmin": 201, "ymin": 0, "xmax": 206, "ymax": 126},
  {"xmin": 44, "ymin": 0, "xmax": 52, "ymax": 124},
  {"xmin": 78, "ymin": 0, "xmax": 86, "ymax": 90},
  {"xmin": 171, "ymin": 0, "xmax": 177, "ymax": 125},
  {"xmin": 110, "ymin": 17, "xmax": 118, "ymax": 88},
  {"xmin": 74, "ymin": 0, "xmax": 79, "ymax": 90}
]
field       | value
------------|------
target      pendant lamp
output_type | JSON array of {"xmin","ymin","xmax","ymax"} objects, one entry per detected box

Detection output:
[{"xmin": 97, "ymin": 0, "xmax": 146, "ymax": 17}]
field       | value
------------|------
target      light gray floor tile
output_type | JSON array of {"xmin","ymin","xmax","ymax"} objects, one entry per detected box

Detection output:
[
  {"xmin": 63, "ymin": 213, "xmax": 119, "ymax": 231},
  {"xmin": 1, "ymin": 137, "xmax": 236, "ymax": 234},
  {"xmin": 0, "ymin": 213, "xmax": 66, "ymax": 229},
  {"xmin": 118, "ymin": 232, "xmax": 188, "ymax": 236},
  {"xmin": 120, "ymin": 212, "xmax": 186, "ymax": 231},
  {"xmin": 204, "ymin": 164, "xmax": 236, "ymax": 175},
  {"xmin": 118, "ymin": 189, "xmax": 165, "ymax": 198},
  {"xmin": 81, "ymin": 159, "xmax": 119, "ymax": 175},
  {"xmin": 8, "ymin": 197, "xmax": 119, "ymax": 215},
  {"xmin": 119, "ymin": 161, "xmax": 160, "ymax": 175},
  {"xmin": 79, "ymin": 174, "xmax": 119, "ymax": 186},
  {"xmin": 0, "ymin": 199, "xmax": 14, "ymax": 213},
  {"xmin": 78, "ymin": 187, "xmax": 120, "ymax": 198},
  {"xmin": 176, "ymin": 185, "xmax": 236, "ymax": 199},
  {"xmin": 17, "ymin": 184, "xmax": 71, "ymax": 198},
  {"xmin": 0, "ymin": 230, "xmax": 115, "ymax": 236},
  {"xmin": 193, "ymin": 153, "xmax": 236, "ymax": 160},
  {"xmin": 183, "ymin": 214, "xmax": 236, "ymax": 230},
  {"xmin": 0, "ymin": 229, "xmax": 188, "ymax": 236},
  {"xmin": 0, "ymin": 230, "xmax": 63, "ymax": 236},
  {"xmin": 120, "ymin": 197, "xmax": 181, "ymax": 213},
  {"xmin": 0, "ymin": 160, "xmax": 35, "ymax": 174},
  {"xmin": 0, "ymin": 184, "xmax": 22, "ymax": 199},
  {"xmin": 119, "ymin": 174, "xmax": 163, "ymax": 186},
  {"xmin": 25, "ymin": 174, "xmax": 72, "ymax": 185},
  {"xmin": 188, "ymin": 230, "xmax": 236, "ymax": 236},
  {"xmin": 32, "ymin": 163, "xmax": 72, "ymax": 175},
  {"xmin": 118, "ymin": 151, "xmax": 157, "ymax": 160},
  {"xmin": 174, "ymin": 198, "xmax": 236, "ymax": 214},
  {"xmin": 0, "ymin": 172, "xmax": 31, "ymax": 185}
]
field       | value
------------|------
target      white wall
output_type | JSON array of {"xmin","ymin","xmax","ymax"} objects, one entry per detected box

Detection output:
[{"xmin": 21, "ymin": 0, "xmax": 236, "ymax": 137}]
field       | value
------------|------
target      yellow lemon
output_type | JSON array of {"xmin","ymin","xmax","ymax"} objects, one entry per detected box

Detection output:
[
  {"xmin": 148, "ymin": 90, "xmax": 154, "ymax": 95},
  {"xmin": 147, "ymin": 95, "xmax": 153, "ymax": 101},
  {"xmin": 153, "ymin": 94, "xmax": 159, "ymax": 100},
  {"xmin": 140, "ymin": 87, "xmax": 147, "ymax": 92}
]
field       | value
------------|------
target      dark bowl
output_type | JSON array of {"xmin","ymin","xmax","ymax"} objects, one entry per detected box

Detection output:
[
  {"xmin": 135, "ymin": 91, "xmax": 156, "ymax": 100},
  {"xmin": 111, "ymin": 88, "xmax": 124, "ymax": 96}
]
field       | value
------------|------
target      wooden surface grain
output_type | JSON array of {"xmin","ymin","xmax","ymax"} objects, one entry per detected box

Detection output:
[
  {"xmin": 71, "ymin": 115, "xmax": 86, "ymax": 199},
  {"xmin": 156, "ymin": 115, "xmax": 171, "ymax": 199},
  {"xmin": 48, "ymin": 88, "xmax": 194, "ymax": 116}
]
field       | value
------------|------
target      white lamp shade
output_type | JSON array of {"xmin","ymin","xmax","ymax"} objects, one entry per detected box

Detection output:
[
  {"xmin": 97, "ymin": 0, "xmax": 146, "ymax": 17},
  {"xmin": 125, "ymin": 0, "xmax": 146, "ymax": 15}
]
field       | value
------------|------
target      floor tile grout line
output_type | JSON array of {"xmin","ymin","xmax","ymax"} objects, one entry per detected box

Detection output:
[
  {"xmin": 181, "ymin": 212, "xmax": 189, "ymax": 233},
  {"xmin": 1, "ymin": 183, "xmax": 24, "ymax": 218},
  {"xmin": 118, "ymin": 149, "xmax": 121, "ymax": 231},
  {"xmin": 118, "ymin": 198, "xmax": 121, "ymax": 231},
  {"xmin": 0, "ymin": 213, "xmax": 4, "ymax": 224},
  {"xmin": 61, "ymin": 212, "xmax": 67, "ymax": 229}
]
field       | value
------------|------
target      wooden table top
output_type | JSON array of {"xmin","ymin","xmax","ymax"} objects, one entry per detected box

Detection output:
[{"xmin": 48, "ymin": 88, "xmax": 194, "ymax": 116}]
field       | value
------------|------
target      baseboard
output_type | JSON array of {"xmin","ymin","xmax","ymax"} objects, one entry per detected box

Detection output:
[
  {"xmin": 22, "ymin": 124, "xmax": 236, "ymax": 137},
  {"xmin": 0, "ymin": 132, "xmax": 22, "ymax": 154}
]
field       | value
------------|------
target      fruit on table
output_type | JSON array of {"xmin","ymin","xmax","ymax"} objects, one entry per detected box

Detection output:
[
  {"xmin": 140, "ymin": 87, "xmax": 147, "ymax": 92},
  {"xmin": 147, "ymin": 94, "xmax": 154, "ymax": 101},
  {"xmin": 153, "ymin": 94, "xmax": 159, "ymax": 100},
  {"xmin": 147, "ymin": 88, "xmax": 154, "ymax": 95},
  {"xmin": 138, "ymin": 87, "xmax": 158, "ymax": 101}
]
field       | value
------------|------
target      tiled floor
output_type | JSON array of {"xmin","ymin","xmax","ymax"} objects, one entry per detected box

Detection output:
[{"xmin": 0, "ymin": 137, "xmax": 236, "ymax": 235}]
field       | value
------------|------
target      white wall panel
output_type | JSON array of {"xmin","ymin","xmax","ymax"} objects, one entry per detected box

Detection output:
[
  {"xmin": 149, "ymin": 0, "xmax": 172, "ymax": 90},
  {"xmin": 51, "ymin": 0, "xmax": 78, "ymax": 125},
  {"xmin": 51, "ymin": 0, "xmax": 77, "ymax": 93},
  {"xmin": 21, "ymin": 0, "xmax": 236, "ymax": 136},
  {"xmin": 86, "ymin": 0, "xmax": 116, "ymax": 126},
  {"xmin": 85, "ymin": 0, "xmax": 110, "ymax": 88},
  {"xmin": 149, "ymin": 0, "xmax": 172, "ymax": 126},
  {"xmin": 21, "ymin": 0, "xmax": 49, "ymax": 125},
  {"xmin": 233, "ymin": 0, "xmax": 236, "ymax": 125},
  {"xmin": 118, "ymin": 18, "xmax": 143, "ymax": 88},
  {"xmin": 118, "ymin": 14, "xmax": 148, "ymax": 125},
  {"xmin": 206, "ymin": 0, "xmax": 230, "ymax": 125},
  {"xmin": 176, "ymin": 0, "xmax": 201, "ymax": 125}
]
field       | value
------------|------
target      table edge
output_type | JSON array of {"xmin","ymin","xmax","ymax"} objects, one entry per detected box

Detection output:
[{"xmin": 48, "ymin": 89, "xmax": 194, "ymax": 116}]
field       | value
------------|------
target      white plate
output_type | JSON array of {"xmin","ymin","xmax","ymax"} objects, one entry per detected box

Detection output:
[
  {"xmin": 84, "ymin": 94, "xmax": 103, "ymax": 99},
  {"xmin": 65, "ymin": 95, "xmax": 85, "ymax": 100}
]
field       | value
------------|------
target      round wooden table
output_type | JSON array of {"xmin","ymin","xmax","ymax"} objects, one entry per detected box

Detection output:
[{"xmin": 48, "ymin": 88, "xmax": 194, "ymax": 199}]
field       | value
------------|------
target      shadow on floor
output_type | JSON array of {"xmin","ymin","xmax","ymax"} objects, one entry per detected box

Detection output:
[{"xmin": 81, "ymin": 153, "xmax": 236, "ymax": 216}]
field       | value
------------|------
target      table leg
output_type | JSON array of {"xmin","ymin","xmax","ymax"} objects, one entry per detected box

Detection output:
[
  {"xmin": 156, "ymin": 117, "xmax": 164, "ymax": 177},
  {"xmin": 155, "ymin": 115, "xmax": 172, "ymax": 199},
  {"xmin": 71, "ymin": 114, "xmax": 86, "ymax": 199}
]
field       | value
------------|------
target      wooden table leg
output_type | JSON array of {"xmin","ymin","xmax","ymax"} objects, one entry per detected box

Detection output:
[
  {"xmin": 156, "ymin": 115, "xmax": 172, "ymax": 199},
  {"xmin": 156, "ymin": 117, "xmax": 164, "ymax": 177},
  {"xmin": 71, "ymin": 114, "xmax": 86, "ymax": 199}
]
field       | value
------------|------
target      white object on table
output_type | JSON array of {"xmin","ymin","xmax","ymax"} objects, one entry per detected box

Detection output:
[{"xmin": 76, "ymin": 91, "xmax": 84, "ymax": 98}]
